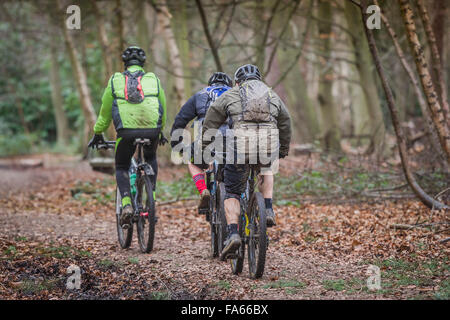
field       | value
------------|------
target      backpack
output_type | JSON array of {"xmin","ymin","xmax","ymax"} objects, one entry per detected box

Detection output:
[
  {"xmin": 206, "ymin": 85, "xmax": 229, "ymax": 109},
  {"xmin": 123, "ymin": 70, "xmax": 145, "ymax": 104},
  {"xmin": 234, "ymin": 80, "xmax": 279, "ymax": 164},
  {"xmin": 238, "ymin": 80, "xmax": 273, "ymax": 122}
]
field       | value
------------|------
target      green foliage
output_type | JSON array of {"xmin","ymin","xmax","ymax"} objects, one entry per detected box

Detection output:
[
  {"xmin": 0, "ymin": 132, "xmax": 39, "ymax": 156},
  {"xmin": 71, "ymin": 179, "xmax": 115, "ymax": 205},
  {"xmin": 322, "ymin": 278, "xmax": 365, "ymax": 293},
  {"xmin": 156, "ymin": 173, "xmax": 197, "ymax": 202},
  {"xmin": 18, "ymin": 279, "xmax": 59, "ymax": 294},
  {"xmin": 148, "ymin": 290, "xmax": 171, "ymax": 300},
  {"xmin": 215, "ymin": 280, "xmax": 231, "ymax": 290},
  {"xmin": 128, "ymin": 257, "xmax": 140, "ymax": 265},
  {"xmin": 263, "ymin": 279, "xmax": 305, "ymax": 290},
  {"xmin": 98, "ymin": 259, "xmax": 123, "ymax": 270},
  {"xmin": 368, "ymin": 257, "xmax": 449, "ymax": 297},
  {"xmin": 435, "ymin": 279, "xmax": 450, "ymax": 300},
  {"xmin": 273, "ymin": 168, "xmax": 448, "ymax": 205}
]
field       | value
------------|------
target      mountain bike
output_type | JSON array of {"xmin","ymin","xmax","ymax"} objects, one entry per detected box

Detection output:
[
  {"xmin": 229, "ymin": 165, "xmax": 268, "ymax": 279},
  {"xmin": 203, "ymin": 160, "xmax": 227, "ymax": 259},
  {"xmin": 94, "ymin": 139, "xmax": 157, "ymax": 253}
]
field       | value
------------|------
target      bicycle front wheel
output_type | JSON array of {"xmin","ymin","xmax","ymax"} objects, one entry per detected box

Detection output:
[
  {"xmin": 116, "ymin": 188, "xmax": 133, "ymax": 249},
  {"xmin": 136, "ymin": 175, "xmax": 156, "ymax": 253},
  {"xmin": 247, "ymin": 192, "xmax": 267, "ymax": 279},
  {"xmin": 209, "ymin": 183, "xmax": 218, "ymax": 258}
]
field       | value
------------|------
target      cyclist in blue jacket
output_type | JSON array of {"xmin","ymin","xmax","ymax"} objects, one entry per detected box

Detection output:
[{"xmin": 170, "ymin": 72, "xmax": 232, "ymax": 211}]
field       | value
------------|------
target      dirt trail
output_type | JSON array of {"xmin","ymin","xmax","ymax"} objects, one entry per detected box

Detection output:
[{"xmin": 0, "ymin": 154, "xmax": 448, "ymax": 300}]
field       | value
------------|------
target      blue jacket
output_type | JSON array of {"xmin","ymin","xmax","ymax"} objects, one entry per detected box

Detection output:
[{"xmin": 170, "ymin": 84, "xmax": 230, "ymax": 148}]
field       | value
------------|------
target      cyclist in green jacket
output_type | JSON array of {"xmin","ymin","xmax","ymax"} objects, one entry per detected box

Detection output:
[{"xmin": 88, "ymin": 46, "xmax": 167, "ymax": 229}]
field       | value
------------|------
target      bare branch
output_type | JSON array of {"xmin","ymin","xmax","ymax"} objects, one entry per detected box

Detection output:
[{"xmin": 195, "ymin": 0, "xmax": 223, "ymax": 71}]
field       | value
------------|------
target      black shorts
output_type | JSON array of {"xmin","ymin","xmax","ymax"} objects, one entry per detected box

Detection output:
[{"xmin": 224, "ymin": 164, "xmax": 265, "ymax": 200}]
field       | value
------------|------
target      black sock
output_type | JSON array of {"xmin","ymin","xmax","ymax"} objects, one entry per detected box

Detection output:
[
  {"xmin": 264, "ymin": 198, "xmax": 273, "ymax": 209},
  {"xmin": 228, "ymin": 224, "xmax": 238, "ymax": 235}
]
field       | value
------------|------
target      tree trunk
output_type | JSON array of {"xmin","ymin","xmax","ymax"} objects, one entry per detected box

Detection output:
[
  {"xmin": 91, "ymin": 0, "xmax": 113, "ymax": 85},
  {"xmin": 431, "ymin": 0, "xmax": 446, "ymax": 64},
  {"xmin": 375, "ymin": 0, "xmax": 443, "ymax": 162},
  {"xmin": 415, "ymin": 0, "xmax": 449, "ymax": 122},
  {"xmin": 151, "ymin": 0, "xmax": 186, "ymax": 109},
  {"xmin": 49, "ymin": 44, "xmax": 70, "ymax": 145},
  {"xmin": 173, "ymin": 0, "xmax": 192, "ymax": 98},
  {"xmin": 398, "ymin": 0, "xmax": 450, "ymax": 163},
  {"xmin": 114, "ymin": 0, "xmax": 126, "ymax": 72},
  {"xmin": 361, "ymin": 0, "xmax": 448, "ymax": 210},
  {"xmin": 8, "ymin": 83, "xmax": 29, "ymax": 135},
  {"xmin": 195, "ymin": 0, "xmax": 223, "ymax": 72},
  {"xmin": 58, "ymin": 0, "xmax": 97, "ymax": 151},
  {"xmin": 317, "ymin": 0, "xmax": 341, "ymax": 152},
  {"xmin": 345, "ymin": 0, "xmax": 386, "ymax": 157},
  {"xmin": 91, "ymin": 0, "xmax": 116, "ymax": 140}
]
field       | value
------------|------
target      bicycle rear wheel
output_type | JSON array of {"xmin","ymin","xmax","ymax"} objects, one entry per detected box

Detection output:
[
  {"xmin": 136, "ymin": 175, "xmax": 156, "ymax": 253},
  {"xmin": 217, "ymin": 183, "xmax": 228, "ymax": 261},
  {"xmin": 116, "ymin": 188, "xmax": 133, "ymax": 249},
  {"xmin": 247, "ymin": 192, "xmax": 267, "ymax": 279}
]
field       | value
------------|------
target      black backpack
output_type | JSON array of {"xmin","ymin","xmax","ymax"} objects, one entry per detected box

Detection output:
[{"xmin": 123, "ymin": 70, "xmax": 145, "ymax": 104}]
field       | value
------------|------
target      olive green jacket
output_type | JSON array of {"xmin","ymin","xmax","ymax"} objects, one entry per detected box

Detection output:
[{"xmin": 202, "ymin": 80, "xmax": 292, "ymax": 155}]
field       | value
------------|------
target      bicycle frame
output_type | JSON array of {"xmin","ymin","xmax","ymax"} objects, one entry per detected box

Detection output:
[
  {"xmin": 240, "ymin": 167, "xmax": 258, "ymax": 241},
  {"xmin": 130, "ymin": 141, "xmax": 155, "ymax": 218}
]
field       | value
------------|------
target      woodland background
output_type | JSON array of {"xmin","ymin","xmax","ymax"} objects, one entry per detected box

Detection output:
[{"xmin": 0, "ymin": 0, "xmax": 449, "ymax": 300}]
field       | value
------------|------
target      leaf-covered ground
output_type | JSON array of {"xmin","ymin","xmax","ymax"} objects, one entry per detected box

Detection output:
[{"xmin": 0, "ymin": 154, "xmax": 448, "ymax": 300}]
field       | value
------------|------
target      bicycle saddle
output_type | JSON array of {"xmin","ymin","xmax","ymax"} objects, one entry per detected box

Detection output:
[{"xmin": 134, "ymin": 138, "xmax": 151, "ymax": 145}]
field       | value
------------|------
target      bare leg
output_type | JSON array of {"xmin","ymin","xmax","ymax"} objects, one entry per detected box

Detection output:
[
  {"xmin": 260, "ymin": 171, "xmax": 276, "ymax": 226},
  {"xmin": 188, "ymin": 162, "xmax": 204, "ymax": 177},
  {"xmin": 259, "ymin": 172, "xmax": 274, "ymax": 199},
  {"xmin": 224, "ymin": 198, "xmax": 240, "ymax": 225}
]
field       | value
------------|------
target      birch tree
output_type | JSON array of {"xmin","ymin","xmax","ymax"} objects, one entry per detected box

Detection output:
[
  {"xmin": 398, "ymin": 0, "xmax": 450, "ymax": 163},
  {"xmin": 360, "ymin": 0, "xmax": 448, "ymax": 210},
  {"xmin": 58, "ymin": 0, "xmax": 97, "ymax": 149},
  {"xmin": 150, "ymin": 0, "xmax": 186, "ymax": 109}
]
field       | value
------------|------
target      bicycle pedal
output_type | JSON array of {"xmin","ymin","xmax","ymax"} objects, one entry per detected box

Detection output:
[
  {"xmin": 121, "ymin": 223, "xmax": 131, "ymax": 230},
  {"xmin": 198, "ymin": 208, "xmax": 209, "ymax": 215},
  {"xmin": 226, "ymin": 252, "xmax": 238, "ymax": 259}
]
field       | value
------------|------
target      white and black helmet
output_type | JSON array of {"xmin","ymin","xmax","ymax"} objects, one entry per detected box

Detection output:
[{"xmin": 234, "ymin": 64, "xmax": 262, "ymax": 84}]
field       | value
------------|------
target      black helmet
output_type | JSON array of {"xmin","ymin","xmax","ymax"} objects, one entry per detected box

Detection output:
[
  {"xmin": 122, "ymin": 46, "xmax": 146, "ymax": 68},
  {"xmin": 208, "ymin": 72, "xmax": 232, "ymax": 87},
  {"xmin": 234, "ymin": 64, "xmax": 262, "ymax": 84}
]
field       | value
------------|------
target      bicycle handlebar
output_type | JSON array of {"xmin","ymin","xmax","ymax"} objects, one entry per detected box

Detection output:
[{"xmin": 95, "ymin": 141, "xmax": 116, "ymax": 150}]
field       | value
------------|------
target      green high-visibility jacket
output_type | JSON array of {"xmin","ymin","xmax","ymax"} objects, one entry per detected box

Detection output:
[{"xmin": 94, "ymin": 65, "xmax": 167, "ymax": 134}]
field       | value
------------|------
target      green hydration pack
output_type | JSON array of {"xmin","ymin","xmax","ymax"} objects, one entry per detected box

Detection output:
[
  {"xmin": 111, "ymin": 70, "xmax": 163, "ymax": 130},
  {"xmin": 234, "ymin": 80, "xmax": 279, "ymax": 162}
]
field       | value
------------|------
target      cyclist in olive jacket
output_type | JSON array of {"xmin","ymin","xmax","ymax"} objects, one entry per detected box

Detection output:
[{"xmin": 202, "ymin": 64, "xmax": 292, "ymax": 259}]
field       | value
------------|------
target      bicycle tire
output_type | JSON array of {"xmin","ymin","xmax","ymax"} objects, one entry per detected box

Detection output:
[
  {"xmin": 210, "ymin": 181, "xmax": 218, "ymax": 258},
  {"xmin": 217, "ymin": 183, "xmax": 228, "ymax": 261},
  {"xmin": 115, "ymin": 188, "xmax": 133, "ymax": 249},
  {"xmin": 136, "ymin": 175, "xmax": 156, "ymax": 253},
  {"xmin": 247, "ymin": 192, "xmax": 267, "ymax": 279}
]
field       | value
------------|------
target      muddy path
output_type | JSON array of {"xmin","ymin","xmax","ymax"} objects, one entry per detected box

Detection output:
[{"xmin": 0, "ymin": 154, "xmax": 448, "ymax": 300}]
